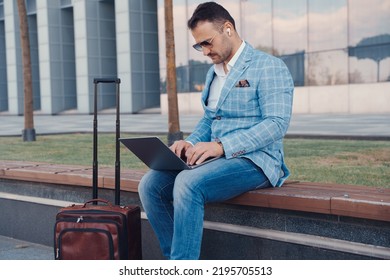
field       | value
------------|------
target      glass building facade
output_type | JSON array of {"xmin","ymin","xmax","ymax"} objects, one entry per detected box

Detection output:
[
  {"xmin": 0, "ymin": 0, "xmax": 161, "ymax": 115},
  {"xmin": 157, "ymin": 0, "xmax": 390, "ymax": 92},
  {"xmin": 1, "ymin": 0, "xmax": 389, "ymax": 115}
]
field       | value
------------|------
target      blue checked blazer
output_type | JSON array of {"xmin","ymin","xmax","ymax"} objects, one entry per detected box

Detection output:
[{"xmin": 186, "ymin": 43, "xmax": 294, "ymax": 186}]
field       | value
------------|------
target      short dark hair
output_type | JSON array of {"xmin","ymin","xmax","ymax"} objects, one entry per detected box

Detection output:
[{"xmin": 187, "ymin": 2, "xmax": 236, "ymax": 30}]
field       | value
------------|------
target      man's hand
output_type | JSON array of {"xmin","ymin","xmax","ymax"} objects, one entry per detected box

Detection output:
[
  {"xmin": 170, "ymin": 140, "xmax": 193, "ymax": 158},
  {"xmin": 185, "ymin": 142, "xmax": 224, "ymax": 166}
]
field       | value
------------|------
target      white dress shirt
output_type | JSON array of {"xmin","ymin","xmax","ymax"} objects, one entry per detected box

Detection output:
[{"xmin": 207, "ymin": 41, "xmax": 246, "ymax": 109}]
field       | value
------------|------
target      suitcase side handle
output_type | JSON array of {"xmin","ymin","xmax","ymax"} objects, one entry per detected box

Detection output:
[{"xmin": 83, "ymin": 199, "xmax": 113, "ymax": 208}]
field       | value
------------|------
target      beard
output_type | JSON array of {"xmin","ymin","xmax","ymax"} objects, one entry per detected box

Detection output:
[
  {"xmin": 208, "ymin": 53, "xmax": 224, "ymax": 64},
  {"xmin": 208, "ymin": 48, "xmax": 231, "ymax": 65},
  {"xmin": 207, "ymin": 37, "xmax": 233, "ymax": 65}
]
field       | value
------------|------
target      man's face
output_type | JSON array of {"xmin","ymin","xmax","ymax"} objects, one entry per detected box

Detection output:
[{"xmin": 191, "ymin": 21, "xmax": 233, "ymax": 65}]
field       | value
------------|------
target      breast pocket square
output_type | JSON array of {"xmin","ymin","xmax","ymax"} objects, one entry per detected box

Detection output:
[{"xmin": 235, "ymin": 79, "xmax": 250, "ymax": 87}]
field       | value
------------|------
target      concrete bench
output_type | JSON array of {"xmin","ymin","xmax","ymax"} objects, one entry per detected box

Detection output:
[
  {"xmin": 1, "ymin": 160, "xmax": 390, "ymax": 259},
  {"xmin": 1, "ymin": 160, "xmax": 389, "ymax": 222}
]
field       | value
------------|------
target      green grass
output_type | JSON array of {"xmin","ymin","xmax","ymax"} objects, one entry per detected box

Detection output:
[
  {"xmin": 0, "ymin": 134, "xmax": 389, "ymax": 188},
  {"xmin": 0, "ymin": 133, "xmax": 151, "ymax": 170},
  {"xmin": 284, "ymin": 139, "xmax": 390, "ymax": 187}
]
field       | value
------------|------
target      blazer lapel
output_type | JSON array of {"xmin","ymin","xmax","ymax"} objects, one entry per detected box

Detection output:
[
  {"xmin": 216, "ymin": 44, "xmax": 253, "ymax": 110},
  {"xmin": 201, "ymin": 67, "xmax": 216, "ymax": 107}
]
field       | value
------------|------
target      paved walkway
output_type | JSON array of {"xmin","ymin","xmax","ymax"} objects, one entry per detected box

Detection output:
[
  {"xmin": 0, "ymin": 112, "xmax": 389, "ymax": 138},
  {"xmin": 0, "ymin": 235, "xmax": 53, "ymax": 260}
]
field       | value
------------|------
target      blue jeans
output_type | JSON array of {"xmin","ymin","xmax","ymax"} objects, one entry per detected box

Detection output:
[{"xmin": 138, "ymin": 157, "xmax": 271, "ymax": 260}]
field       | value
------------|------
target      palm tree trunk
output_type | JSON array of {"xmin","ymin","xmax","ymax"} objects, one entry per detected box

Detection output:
[
  {"xmin": 17, "ymin": 0, "xmax": 35, "ymax": 141},
  {"xmin": 165, "ymin": 0, "xmax": 182, "ymax": 145}
]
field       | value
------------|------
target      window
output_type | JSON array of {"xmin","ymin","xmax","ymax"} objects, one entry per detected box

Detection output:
[{"xmin": 349, "ymin": 0, "xmax": 390, "ymax": 83}]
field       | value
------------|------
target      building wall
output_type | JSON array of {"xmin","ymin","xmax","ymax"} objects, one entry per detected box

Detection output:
[
  {"xmin": 37, "ymin": 0, "xmax": 77, "ymax": 114},
  {"xmin": 4, "ymin": 0, "xmax": 23, "ymax": 114},
  {"xmin": 0, "ymin": 17, "xmax": 8, "ymax": 112},
  {"xmin": 158, "ymin": 0, "xmax": 390, "ymax": 114},
  {"xmin": 1, "ymin": 0, "xmax": 388, "ymax": 115},
  {"xmin": 161, "ymin": 82, "xmax": 390, "ymax": 115},
  {"xmin": 0, "ymin": 0, "xmax": 160, "ymax": 115}
]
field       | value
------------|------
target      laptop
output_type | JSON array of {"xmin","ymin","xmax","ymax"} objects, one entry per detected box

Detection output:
[{"xmin": 119, "ymin": 137, "xmax": 221, "ymax": 170}]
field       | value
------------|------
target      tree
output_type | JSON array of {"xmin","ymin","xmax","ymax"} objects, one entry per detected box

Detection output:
[
  {"xmin": 17, "ymin": 0, "xmax": 36, "ymax": 141},
  {"xmin": 164, "ymin": 0, "xmax": 182, "ymax": 145}
]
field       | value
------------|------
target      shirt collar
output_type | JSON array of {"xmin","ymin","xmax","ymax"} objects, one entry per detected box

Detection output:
[{"xmin": 214, "ymin": 40, "xmax": 246, "ymax": 77}]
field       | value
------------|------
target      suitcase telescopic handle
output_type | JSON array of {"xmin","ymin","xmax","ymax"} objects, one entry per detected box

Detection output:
[
  {"xmin": 83, "ymin": 199, "xmax": 113, "ymax": 208},
  {"xmin": 92, "ymin": 78, "xmax": 121, "ymax": 205},
  {"xmin": 93, "ymin": 78, "xmax": 121, "ymax": 84}
]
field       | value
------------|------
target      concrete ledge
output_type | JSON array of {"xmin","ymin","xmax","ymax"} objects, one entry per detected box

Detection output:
[
  {"xmin": 203, "ymin": 220, "xmax": 390, "ymax": 259},
  {"xmin": 0, "ymin": 191, "xmax": 72, "ymax": 208},
  {"xmin": 0, "ymin": 160, "xmax": 144, "ymax": 193},
  {"xmin": 1, "ymin": 160, "xmax": 390, "ymax": 259},
  {"xmin": 228, "ymin": 182, "xmax": 390, "ymax": 222},
  {"xmin": 1, "ymin": 191, "xmax": 389, "ymax": 259},
  {"xmin": 1, "ymin": 160, "xmax": 389, "ymax": 222}
]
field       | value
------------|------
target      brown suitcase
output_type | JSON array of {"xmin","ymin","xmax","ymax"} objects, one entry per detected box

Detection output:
[
  {"xmin": 55, "ymin": 199, "xmax": 141, "ymax": 260},
  {"xmin": 54, "ymin": 79, "xmax": 142, "ymax": 260}
]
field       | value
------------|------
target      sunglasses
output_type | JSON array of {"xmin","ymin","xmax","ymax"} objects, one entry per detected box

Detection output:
[{"xmin": 192, "ymin": 32, "xmax": 218, "ymax": 52}]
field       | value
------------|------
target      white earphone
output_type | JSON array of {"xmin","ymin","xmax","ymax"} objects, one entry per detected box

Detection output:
[{"xmin": 227, "ymin": 28, "xmax": 231, "ymax": 36}]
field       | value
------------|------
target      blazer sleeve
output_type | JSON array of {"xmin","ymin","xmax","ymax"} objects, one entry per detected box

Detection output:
[{"xmin": 185, "ymin": 114, "xmax": 213, "ymax": 144}]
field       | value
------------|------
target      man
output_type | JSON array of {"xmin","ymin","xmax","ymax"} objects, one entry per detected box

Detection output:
[{"xmin": 139, "ymin": 2, "xmax": 294, "ymax": 260}]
